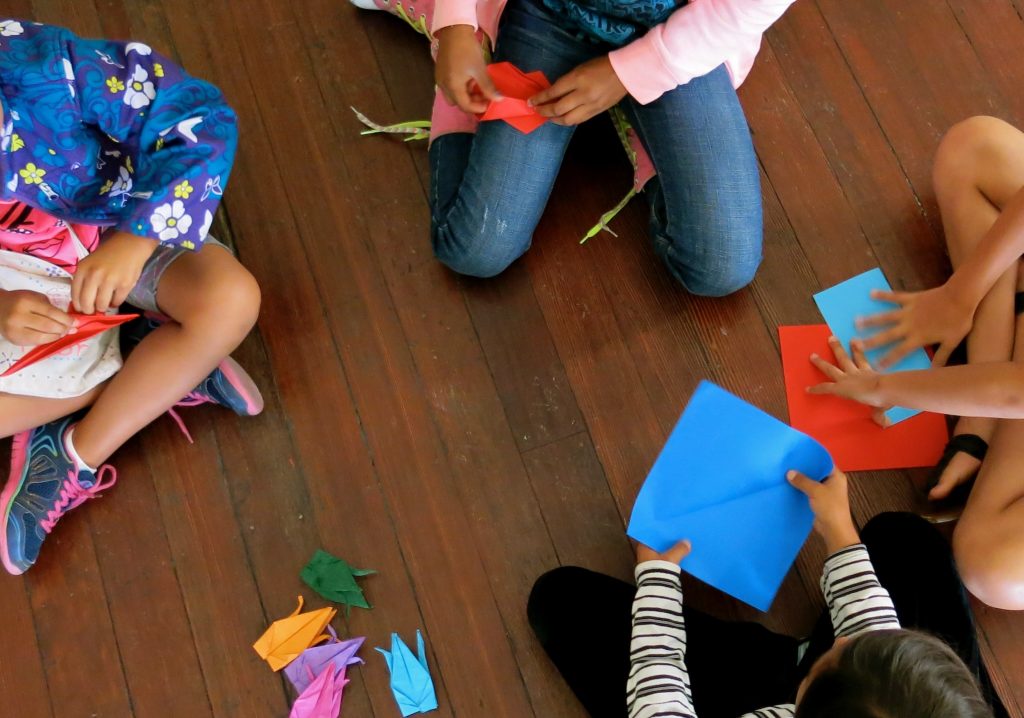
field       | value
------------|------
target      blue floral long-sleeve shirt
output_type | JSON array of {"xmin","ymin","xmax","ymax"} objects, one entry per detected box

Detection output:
[{"xmin": 0, "ymin": 18, "xmax": 236, "ymax": 251}]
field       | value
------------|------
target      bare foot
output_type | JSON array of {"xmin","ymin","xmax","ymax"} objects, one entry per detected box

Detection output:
[{"xmin": 929, "ymin": 416, "xmax": 995, "ymax": 501}]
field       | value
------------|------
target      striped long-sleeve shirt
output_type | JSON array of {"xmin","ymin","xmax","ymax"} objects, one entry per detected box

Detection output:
[{"xmin": 627, "ymin": 544, "xmax": 901, "ymax": 718}]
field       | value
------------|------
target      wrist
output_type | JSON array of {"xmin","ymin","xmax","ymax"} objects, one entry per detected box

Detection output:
[
  {"xmin": 945, "ymin": 267, "xmax": 988, "ymax": 310},
  {"xmin": 822, "ymin": 522, "xmax": 860, "ymax": 555}
]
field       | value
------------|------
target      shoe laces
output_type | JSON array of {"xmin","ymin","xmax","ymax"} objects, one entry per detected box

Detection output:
[{"xmin": 40, "ymin": 465, "xmax": 117, "ymax": 534}]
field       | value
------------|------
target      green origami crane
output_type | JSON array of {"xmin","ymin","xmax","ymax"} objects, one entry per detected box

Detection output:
[{"xmin": 301, "ymin": 549, "xmax": 376, "ymax": 613}]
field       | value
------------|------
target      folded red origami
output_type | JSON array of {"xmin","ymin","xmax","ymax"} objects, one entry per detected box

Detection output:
[
  {"xmin": 479, "ymin": 62, "xmax": 551, "ymax": 134},
  {"xmin": 1, "ymin": 312, "xmax": 138, "ymax": 378},
  {"xmin": 780, "ymin": 324, "xmax": 948, "ymax": 472}
]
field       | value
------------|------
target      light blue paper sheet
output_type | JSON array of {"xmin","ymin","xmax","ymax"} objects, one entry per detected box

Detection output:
[
  {"xmin": 627, "ymin": 381, "xmax": 833, "ymax": 612},
  {"xmin": 813, "ymin": 268, "xmax": 932, "ymax": 424}
]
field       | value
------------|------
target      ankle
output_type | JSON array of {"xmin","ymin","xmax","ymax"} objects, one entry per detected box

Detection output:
[{"xmin": 65, "ymin": 425, "xmax": 100, "ymax": 472}]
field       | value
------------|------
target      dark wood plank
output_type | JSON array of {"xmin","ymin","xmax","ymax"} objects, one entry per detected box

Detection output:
[{"xmin": 0, "ymin": 571, "xmax": 52, "ymax": 717}]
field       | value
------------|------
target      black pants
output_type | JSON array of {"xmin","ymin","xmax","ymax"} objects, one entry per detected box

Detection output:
[{"xmin": 527, "ymin": 512, "xmax": 1008, "ymax": 718}]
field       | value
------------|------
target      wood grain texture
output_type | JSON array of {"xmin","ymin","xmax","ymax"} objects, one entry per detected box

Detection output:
[{"xmin": 1, "ymin": 0, "xmax": 1022, "ymax": 715}]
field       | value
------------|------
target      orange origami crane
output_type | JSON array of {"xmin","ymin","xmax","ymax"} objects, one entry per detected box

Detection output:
[
  {"xmin": 1, "ymin": 312, "xmax": 138, "ymax": 378},
  {"xmin": 253, "ymin": 596, "xmax": 338, "ymax": 672},
  {"xmin": 478, "ymin": 62, "xmax": 551, "ymax": 134}
]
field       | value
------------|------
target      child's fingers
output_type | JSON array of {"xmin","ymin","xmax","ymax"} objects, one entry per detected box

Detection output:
[
  {"xmin": 932, "ymin": 341, "xmax": 955, "ymax": 368},
  {"xmin": 878, "ymin": 338, "xmax": 916, "ymax": 368},
  {"xmin": 870, "ymin": 289, "xmax": 908, "ymax": 304},
  {"xmin": 858, "ymin": 325, "xmax": 902, "ymax": 350},
  {"xmin": 809, "ymin": 353, "xmax": 844, "ymax": 380},
  {"xmin": 474, "ymin": 70, "xmax": 502, "ymax": 102},
  {"xmin": 855, "ymin": 309, "xmax": 899, "ymax": 330},
  {"xmin": 24, "ymin": 313, "xmax": 70, "ymax": 337},
  {"xmin": 827, "ymin": 336, "xmax": 857, "ymax": 371},
  {"xmin": 94, "ymin": 281, "xmax": 116, "ymax": 314},
  {"xmin": 786, "ymin": 470, "xmax": 820, "ymax": 497},
  {"xmin": 31, "ymin": 300, "xmax": 73, "ymax": 329},
  {"xmin": 806, "ymin": 381, "xmax": 837, "ymax": 396},
  {"xmin": 661, "ymin": 540, "xmax": 692, "ymax": 564},
  {"xmin": 849, "ymin": 339, "xmax": 873, "ymax": 370},
  {"xmin": 871, "ymin": 407, "xmax": 891, "ymax": 427},
  {"xmin": 75, "ymin": 271, "xmax": 101, "ymax": 314},
  {"xmin": 530, "ymin": 74, "xmax": 576, "ymax": 111}
]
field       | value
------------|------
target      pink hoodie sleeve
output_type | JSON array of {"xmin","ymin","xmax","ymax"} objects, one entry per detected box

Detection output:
[
  {"xmin": 608, "ymin": 0, "xmax": 797, "ymax": 104},
  {"xmin": 432, "ymin": 0, "xmax": 480, "ymax": 33}
]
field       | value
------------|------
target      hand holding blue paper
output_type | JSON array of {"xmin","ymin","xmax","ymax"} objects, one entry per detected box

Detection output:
[
  {"xmin": 376, "ymin": 630, "xmax": 438, "ymax": 716},
  {"xmin": 813, "ymin": 268, "xmax": 933, "ymax": 424},
  {"xmin": 627, "ymin": 381, "xmax": 833, "ymax": 612}
]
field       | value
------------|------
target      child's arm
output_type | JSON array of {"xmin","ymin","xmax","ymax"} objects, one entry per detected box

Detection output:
[
  {"xmin": 629, "ymin": 542, "xmax": 697, "ymax": 718},
  {"xmin": 809, "ymin": 336, "xmax": 1024, "ymax": 419},
  {"xmin": 60, "ymin": 31, "xmax": 238, "ymax": 252},
  {"xmin": 786, "ymin": 471, "xmax": 901, "ymax": 635},
  {"xmin": 859, "ymin": 184, "xmax": 1024, "ymax": 369},
  {"xmin": 607, "ymin": 0, "xmax": 798, "ymax": 105}
]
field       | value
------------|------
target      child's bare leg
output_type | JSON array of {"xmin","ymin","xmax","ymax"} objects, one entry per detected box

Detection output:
[
  {"xmin": 930, "ymin": 116, "xmax": 1024, "ymax": 497},
  {"xmin": 70, "ymin": 245, "xmax": 260, "ymax": 466},
  {"xmin": 0, "ymin": 386, "xmax": 103, "ymax": 439},
  {"xmin": 954, "ymin": 267, "xmax": 1024, "ymax": 609}
]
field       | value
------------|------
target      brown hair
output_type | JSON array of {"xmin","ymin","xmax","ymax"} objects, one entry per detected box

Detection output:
[{"xmin": 796, "ymin": 629, "xmax": 993, "ymax": 718}]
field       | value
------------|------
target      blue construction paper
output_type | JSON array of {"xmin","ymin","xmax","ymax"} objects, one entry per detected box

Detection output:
[
  {"xmin": 627, "ymin": 381, "xmax": 833, "ymax": 612},
  {"xmin": 376, "ymin": 630, "xmax": 438, "ymax": 716},
  {"xmin": 813, "ymin": 268, "xmax": 932, "ymax": 424}
]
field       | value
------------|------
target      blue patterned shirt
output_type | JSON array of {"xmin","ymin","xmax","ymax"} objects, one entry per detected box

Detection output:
[
  {"xmin": 542, "ymin": 0, "xmax": 685, "ymax": 45},
  {"xmin": 0, "ymin": 18, "xmax": 236, "ymax": 251}
]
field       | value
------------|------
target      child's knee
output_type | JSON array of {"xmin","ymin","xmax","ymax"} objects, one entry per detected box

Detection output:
[
  {"xmin": 953, "ymin": 519, "xmax": 1024, "ymax": 610},
  {"xmin": 933, "ymin": 116, "xmax": 1011, "ymax": 195},
  {"xmin": 433, "ymin": 229, "xmax": 525, "ymax": 279},
  {"xmin": 195, "ymin": 264, "xmax": 261, "ymax": 334},
  {"xmin": 663, "ymin": 244, "xmax": 762, "ymax": 297}
]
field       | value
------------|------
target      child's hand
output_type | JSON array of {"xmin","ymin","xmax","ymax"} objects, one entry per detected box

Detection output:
[
  {"xmin": 530, "ymin": 56, "xmax": 627, "ymax": 126},
  {"xmin": 72, "ymin": 232, "xmax": 157, "ymax": 314},
  {"xmin": 0, "ymin": 289, "xmax": 74, "ymax": 346},
  {"xmin": 636, "ymin": 539, "xmax": 692, "ymax": 565},
  {"xmin": 435, "ymin": 25, "xmax": 501, "ymax": 114},
  {"xmin": 786, "ymin": 468, "xmax": 860, "ymax": 554},
  {"xmin": 807, "ymin": 336, "xmax": 890, "ymax": 424},
  {"xmin": 856, "ymin": 283, "xmax": 976, "ymax": 369}
]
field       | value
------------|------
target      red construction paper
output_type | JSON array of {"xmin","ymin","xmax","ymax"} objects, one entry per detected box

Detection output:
[
  {"xmin": 1, "ymin": 312, "xmax": 138, "ymax": 377},
  {"xmin": 780, "ymin": 324, "xmax": 948, "ymax": 472},
  {"xmin": 479, "ymin": 62, "xmax": 551, "ymax": 134}
]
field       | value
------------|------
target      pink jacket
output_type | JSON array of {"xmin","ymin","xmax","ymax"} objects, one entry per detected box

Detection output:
[{"xmin": 432, "ymin": 0, "xmax": 797, "ymax": 103}]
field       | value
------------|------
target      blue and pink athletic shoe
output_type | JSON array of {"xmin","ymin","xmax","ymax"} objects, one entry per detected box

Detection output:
[
  {"xmin": 178, "ymin": 356, "xmax": 264, "ymax": 417},
  {"xmin": 1, "ymin": 416, "xmax": 116, "ymax": 575}
]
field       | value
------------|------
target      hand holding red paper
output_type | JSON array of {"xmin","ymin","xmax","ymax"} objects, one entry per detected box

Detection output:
[
  {"xmin": 478, "ymin": 62, "xmax": 552, "ymax": 133},
  {"xmin": 435, "ymin": 25, "xmax": 501, "ymax": 114},
  {"xmin": 530, "ymin": 55, "xmax": 627, "ymax": 126},
  {"xmin": 0, "ymin": 289, "xmax": 74, "ymax": 346},
  {"xmin": 855, "ymin": 282, "xmax": 977, "ymax": 368},
  {"xmin": 0, "ymin": 311, "xmax": 138, "ymax": 378}
]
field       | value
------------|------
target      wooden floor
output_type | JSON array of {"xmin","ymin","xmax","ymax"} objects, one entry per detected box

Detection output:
[{"xmin": 3, "ymin": 0, "xmax": 1024, "ymax": 715}]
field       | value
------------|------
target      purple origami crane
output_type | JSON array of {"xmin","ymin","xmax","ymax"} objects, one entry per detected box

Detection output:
[
  {"xmin": 289, "ymin": 663, "xmax": 349, "ymax": 718},
  {"xmin": 284, "ymin": 625, "xmax": 365, "ymax": 695}
]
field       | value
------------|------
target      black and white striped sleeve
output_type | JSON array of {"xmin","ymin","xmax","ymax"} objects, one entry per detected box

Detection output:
[
  {"xmin": 739, "ymin": 707, "xmax": 797, "ymax": 718},
  {"xmin": 821, "ymin": 544, "xmax": 901, "ymax": 637},
  {"xmin": 627, "ymin": 560, "xmax": 695, "ymax": 718}
]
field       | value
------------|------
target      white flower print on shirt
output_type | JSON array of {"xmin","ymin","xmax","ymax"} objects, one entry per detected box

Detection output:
[
  {"xmin": 150, "ymin": 201, "xmax": 192, "ymax": 242},
  {"xmin": 125, "ymin": 42, "xmax": 153, "ymax": 55},
  {"xmin": 198, "ymin": 209, "xmax": 214, "ymax": 241},
  {"xmin": 123, "ymin": 66, "xmax": 156, "ymax": 109},
  {"xmin": 0, "ymin": 20, "xmax": 24, "ymax": 37},
  {"xmin": 108, "ymin": 166, "xmax": 133, "ymax": 197}
]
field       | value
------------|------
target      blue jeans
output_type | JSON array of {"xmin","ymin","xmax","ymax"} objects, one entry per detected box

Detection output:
[{"xmin": 430, "ymin": 0, "xmax": 763, "ymax": 296}]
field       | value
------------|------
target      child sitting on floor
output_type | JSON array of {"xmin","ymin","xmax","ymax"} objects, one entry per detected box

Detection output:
[
  {"xmin": 807, "ymin": 116, "xmax": 1024, "ymax": 610},
  {"xmin": 0, "ymin": 19, "xmax": 262, "ymax": 575},
  {"xmin": 529, "ymin": 468, "xmax": 1006, "ymax": 717}
]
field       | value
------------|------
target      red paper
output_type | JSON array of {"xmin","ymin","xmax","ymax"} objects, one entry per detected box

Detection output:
[
  {"xmin": 780, "ymin": 324, "xmax": 948, "ymax": 472},
  {"xmin": 479, "ymin": 62, "xmax": 551, "ymax": 134},
  {"xmin": 1, "ymin": 312, "xmax": 139, "ymax": 377}
]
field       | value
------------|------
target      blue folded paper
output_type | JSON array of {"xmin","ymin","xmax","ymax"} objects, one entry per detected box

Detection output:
[
  {"xmin": 627, "ymin": 381, "xmax": 833, "ymax": 612},
  {"xmin": 376, "ymin": 630, "xmax": 438, "ymax": 717},
  {"xmin": 813, "ymin": 268, "xmax": 932, "ymax": 424}
]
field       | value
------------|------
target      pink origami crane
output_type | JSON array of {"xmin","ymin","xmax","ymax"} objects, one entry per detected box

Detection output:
[
  {"xmin": 289, "ymin": 664, "xmax": 348, "ymax": 718},
  {"xmin": 478, "ymin": 62, "xmax": 551, "ymax": 134},
  {"xmin": 284, "ymin": 625, "xmax": 365, "ymax": 695}
]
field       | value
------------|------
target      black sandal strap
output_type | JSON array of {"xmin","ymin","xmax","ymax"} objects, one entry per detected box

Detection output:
[{"xmin": 926, "ymin": 433, "xmax": 989, "ymax": 493}]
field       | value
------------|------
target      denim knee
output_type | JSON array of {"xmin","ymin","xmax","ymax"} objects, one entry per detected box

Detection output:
[
  {"xmin": 660, "ymin": 240, "xmax": 763, "ymax": 297},
  {"xmin": 432, "ymin": 225, "xmax": 528, "ymax": 279}
]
